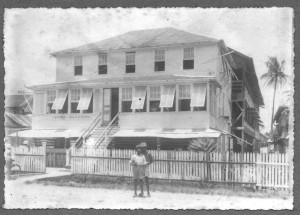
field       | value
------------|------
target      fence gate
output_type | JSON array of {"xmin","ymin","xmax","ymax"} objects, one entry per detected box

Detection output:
[
  {"xmin": 13, "ymin": 142, "xmax": 47, "ymax": 173},
  {"xmin": 46, "ymin": 148, "xmax": 66, "ymax": 168}
]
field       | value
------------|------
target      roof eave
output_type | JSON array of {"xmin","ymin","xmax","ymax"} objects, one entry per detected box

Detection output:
[{"xmin": 27, "ymin": 75, "xmax": 217, "ymax": 90}]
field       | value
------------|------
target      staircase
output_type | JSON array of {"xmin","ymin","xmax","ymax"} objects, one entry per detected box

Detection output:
[
  {"xmin": 76, "ymin": 112, "xmax": 120, "ymax": 149},
  {"xmin": 83, "ymin": 124, "xmax": 119, "ymax": 149}
]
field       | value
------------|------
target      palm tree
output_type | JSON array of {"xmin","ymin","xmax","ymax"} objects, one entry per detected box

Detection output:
[{"xmin": 261, "ymin": 57, "xmax": 288, "ymax": 135}]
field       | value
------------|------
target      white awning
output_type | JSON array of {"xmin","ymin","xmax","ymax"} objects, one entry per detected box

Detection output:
[
  {"xmin": 113, "ymin": 128, "xmax": 221, "ymax": 139},
  {"xmin": 131, "ymin": 86, "xmax": 147, "ymax": 109},
  {"xmin": 160, "ymin": 85, "xmax": 176, "ymax": 108},
  {"xmin": 9, "ymin": 129, "xmax": 84, "ymax": 138},
  {"xmin": 77, "ymin": 89, "xmax": 93, "ymax": 110},
  {"xmin": 190, "ymin": 83, "xmax": 206, "ymax": 107},
  {"xmin": 52, "ymin": 89, "xmax": 68, "ymax": 110}
]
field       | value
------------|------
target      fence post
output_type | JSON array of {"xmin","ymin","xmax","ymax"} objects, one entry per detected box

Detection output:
[
  {"xmin": 42, "ymin": 141, "xmax": 47, "ymax": 173},
  {"xmin": 167, "ymin": 151, "xmax": 171, "ymax": 179},
  {"xmin": 69, "ymin": 140, "xmax": 76, "ymax": 171},
  {"xmin": 206, "ymin": 152, "xmax": 210, "ymax": 181}
]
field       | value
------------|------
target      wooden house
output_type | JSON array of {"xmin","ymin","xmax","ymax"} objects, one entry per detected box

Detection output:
[{"xmin": 11, "ymin": 27, "xmax": 263, "ymax": 152}]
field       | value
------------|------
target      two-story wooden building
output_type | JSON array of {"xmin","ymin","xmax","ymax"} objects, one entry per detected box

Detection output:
[{"xmin": 11, "ymin": 27, "xmax": 263, "ymax": 152}]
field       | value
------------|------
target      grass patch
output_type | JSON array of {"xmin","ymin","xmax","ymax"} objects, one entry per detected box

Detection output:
[{"xmin": 29, "ymin": 174, "xmax": 290, "ymax": 199}]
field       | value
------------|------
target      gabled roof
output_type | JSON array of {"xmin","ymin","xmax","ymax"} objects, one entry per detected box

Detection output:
[
  {"xmin": 274, "ymin": 105, "xmax": 289, "ymax": 122},
  {"xmin": 52, "ymin": 27, "xmax": 219, "ymax": 55},
  {"xmin": 230, "ymin": 49, "xmax": 264, "ymax": 106}
]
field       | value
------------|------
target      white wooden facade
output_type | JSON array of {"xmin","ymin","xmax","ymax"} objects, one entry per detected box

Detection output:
[{"xmin": 26, "ymin": 28, "xmax": 241, "ymax": 150}]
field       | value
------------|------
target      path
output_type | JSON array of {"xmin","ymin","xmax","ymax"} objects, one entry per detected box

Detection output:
[{"xmin": 3, "ymin": 168, "xmax": 293, "ymax": 210}]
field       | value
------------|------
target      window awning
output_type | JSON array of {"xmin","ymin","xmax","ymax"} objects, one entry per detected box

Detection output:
[
  {"xmin": 52, "ymin": 90, "xmax": 68, "ymax": 110},
  {"xmin": 77, "ymin": 89, "xmax": 93, "ymax": 110},
  {"xmin": 112, "ymin": 128, "xmax": 221, "ymax": 139},
  {"xmin": 9, "ymin": 129, "xmax": 84, "ymax": 138},
  {"xmin": 131, "ymin": 86, "xmax": 147, "ymax": 109},
  {"xmin": 160, "ymin": 85, "xmax": 176, "ymax": 108},
  {"xmin": 190, "ymin": 84, "xmax": 206, "ymax": 107}
]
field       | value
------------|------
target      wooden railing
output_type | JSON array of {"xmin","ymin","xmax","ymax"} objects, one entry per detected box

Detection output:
[
  {"xmin": 75, "ymin": 112, "xmax": 102, "ymax": 148},
  {"xmin": 93, "ymin": 112, "xmax": 120, "ymax": 149},
  {"xmin": 70, "ymin": 148, "xmax": 290, "ymax": 190}
]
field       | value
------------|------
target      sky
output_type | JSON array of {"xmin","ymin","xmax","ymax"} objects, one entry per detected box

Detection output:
[{"xmin": 4, "ymin": 8, "xmax": 294, "ymax": 133}]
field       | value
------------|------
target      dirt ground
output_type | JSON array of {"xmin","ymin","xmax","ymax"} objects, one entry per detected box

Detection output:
[{"xmin": 3, "ymin": 168, "xmax": 293, "ymax": 210}]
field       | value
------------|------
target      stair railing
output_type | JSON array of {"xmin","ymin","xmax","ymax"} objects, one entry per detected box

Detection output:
[
  {"xmin": 75, "ymin": 112, "xmax": 102, "ymax": 148},
  {"xmin": 93, "ymin": 112, "xmax": 120, "ymax": 149}
]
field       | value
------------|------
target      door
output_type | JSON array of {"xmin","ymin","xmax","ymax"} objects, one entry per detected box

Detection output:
[
  {"xmin": 111, "ymin": 88, "xmax": 119, "ymax": 122},
  {"xmin": 103, "ymin": 88, "xmax": 111, "ymax": 125}
]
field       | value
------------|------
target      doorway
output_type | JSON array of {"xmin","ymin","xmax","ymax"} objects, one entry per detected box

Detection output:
[
  {"xmin": 111, "ymin": 88, "xmax": 119, "ymax": 122},
  {"xmin": 103, "ymin": 88, "xmax": 119, "ymax": 125}
]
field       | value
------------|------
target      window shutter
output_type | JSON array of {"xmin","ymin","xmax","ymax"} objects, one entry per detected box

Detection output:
[
  {"xmin": 160, "ymin": 85, "xmax": 176, "ymax": 108},
  {"xmin": 190, "ymin": 84, "xmax": 207, "ymax": 107},
  {"xmin": 77, "ymin": 89, "xmax": 93, "ymax": 110},
  {"xmin": 131, "ymin": 86, "xmax": 147, "ymax": 109},
  {"xmin": 52, "ymin": 89, "xmax": 68, "ymax": 110}
]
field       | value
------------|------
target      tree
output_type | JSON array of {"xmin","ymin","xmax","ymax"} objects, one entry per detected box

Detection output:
[
  {"xmin": 260, "ymin": 57, "xmax": 288, "ymax": 136},
  {"xmin": 188, "ymin": 138, "xmax": 217, "ymax": 152}
]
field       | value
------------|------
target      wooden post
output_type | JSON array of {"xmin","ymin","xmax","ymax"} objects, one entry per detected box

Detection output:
[
  {"xmin": 42, "ymin": 141, "xmax": 47, "ymax": 173},
  {"xmin": 69, "ymin": 140, "xmax": 76, "ymax": 170}
]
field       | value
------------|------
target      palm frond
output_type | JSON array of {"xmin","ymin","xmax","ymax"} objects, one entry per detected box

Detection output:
[
  {"xmin": 263, "ymin": 56, "xmax": 288, "ymax": 88},
  {"xmin": 265, "ymin": 78, "xmax": 275, "ymax": 87}
]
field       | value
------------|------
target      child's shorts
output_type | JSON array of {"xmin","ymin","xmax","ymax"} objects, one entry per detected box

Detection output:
[
  {"xmin": 132, "ymin": 165, "xmax": 145, "ymax": 179},
  {"xmin": 144, "ymin": 166, "xmax": 150, "ymax": 177}
]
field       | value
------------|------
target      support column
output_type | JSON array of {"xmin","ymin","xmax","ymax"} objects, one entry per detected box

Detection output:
[
  {"xmin": 68, "ymin": 140, "xmax": 76, "ymax": 170},
  {"xmin": 42, "ymin": 141, "xmax": 47, "ymax": 173}
]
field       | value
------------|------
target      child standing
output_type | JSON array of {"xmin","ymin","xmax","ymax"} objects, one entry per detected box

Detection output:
[
  {"xmin": 130, "ymin": 146, "xmax": 147, "ymax": 197},
  {"xmin": 140, "ymin": 142, "xmax": 153, "ymax": 197}
]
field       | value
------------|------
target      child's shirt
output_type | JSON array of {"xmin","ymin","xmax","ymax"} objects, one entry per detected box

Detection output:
[
  {"xmin": 130, "ymin": 154, "xmax": 147, "ymax": 166},
  {"xmin": 144, "ymin": 151, "xmax": 153, "ymax": 164}
]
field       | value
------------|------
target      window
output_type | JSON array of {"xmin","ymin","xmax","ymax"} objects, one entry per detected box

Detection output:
[
  {"xmin": 154, "ymin": 50, "xmax": 165, "ymax": 72},
  {"xmin": 98, "ymin": 53, "xmax": 107, "ymax": 74},
  {"xmin": 149, "ymin": 86, "xmax": 161, "ymax": 112},
  {"xmin": 160, "ymin": 85, "xmax": 176, "ymax": 112},
  {"xmin": 131, "ymin": 86, "xmax": 147, "ymax": 112},
  {"xmin": 121, "ymin": 87, "xmax": 132, "ymax": 112},
  {"xmin": 77, "ymin": 89, "xmax": 93, "ymax": 113},
  {"xmin": 183, "ymin": 48, "xmax": 194, "ymax": 70},
  {"xmin": 74, "ymin": 56, "xmax": 83, "ymax": 76},
  {"xmin": 210, "ymin": 84, "xmax": 217, "ymax": 115},
  {"xmin": 52, "ymin": 89, "xmax": 68, "ymax": 114},
  {"xmin": 191, "ymin": 83, "xmax": 207, "ymax": 111},
  {"xmin": 126, "ymin": 52, "xmax": 135, "ymax": 73},
  {"xmin": 70, "ymin": 89, "xmax": 80, "ymax": 113},
  {"xmin": 47, "ymin": 90, "xmax": 56, "ymax": 114},
  {"xmin": 178, "ymin": 85, "xmax": 191, "ymax": 111}
]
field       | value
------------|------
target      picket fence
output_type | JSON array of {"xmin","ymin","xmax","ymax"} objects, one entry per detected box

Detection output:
[
  {"xmin": 12, "ymin": 143, "xmax": 47, "ymax": 173},
  {"xmin": 70, "ymin": 148, "xmax": 290, "ymax": 189}
]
